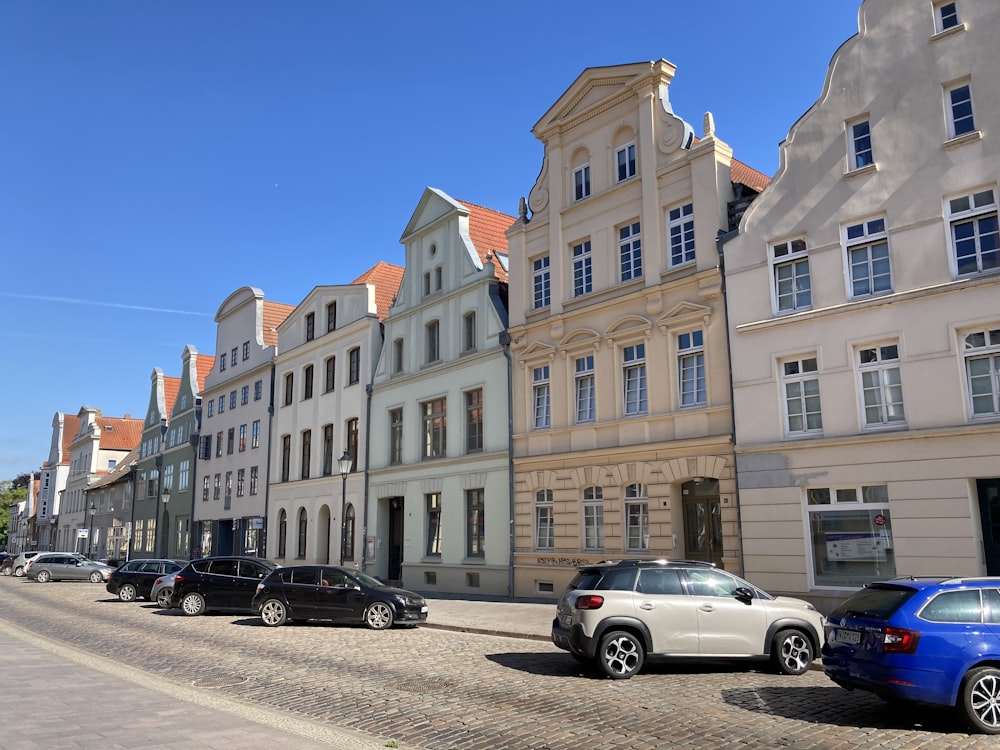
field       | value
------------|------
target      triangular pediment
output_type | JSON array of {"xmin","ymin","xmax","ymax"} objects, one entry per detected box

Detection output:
[
  {"xmin": 657, "ymin": 301, "xmax": 712, "ymax": 331},
  {"xmin": 399, "ymin": 187, "xmax": 465, "ymax": 243}
]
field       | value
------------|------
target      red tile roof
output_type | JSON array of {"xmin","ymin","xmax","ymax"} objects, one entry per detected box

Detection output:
[
  {"xmin": 458, "ymin": 201, "xmax": 516, "ymax": 284},
  {"xmin": 164, "ymin": 376, "xmax": 181, "ymax": 419},
  {"xmin": 96, "ymin": 416, "xmax": 143, "ymax": 451},
  {"xmin": 731, "ymin": 158, "xmax": 770, "ymax": 193},
  {"xmin": 352, "ymin": 261, "xmax": 404, "ymax": 321},
  {"xmin": 263, "ymin": 300, "xmax": 296, "ymax": 347},
  {"xmin": 61, "ymin": 414, "xmax": 81, "ymax": 464},
  {"xmin": 195, "ymin": 354, "xmax": 216, "ymax": 395}
]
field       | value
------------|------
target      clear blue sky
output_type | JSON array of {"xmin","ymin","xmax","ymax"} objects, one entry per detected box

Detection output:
[{"xmin": 0, "ymin": 1, "xmax": 861, "ymax": 482}]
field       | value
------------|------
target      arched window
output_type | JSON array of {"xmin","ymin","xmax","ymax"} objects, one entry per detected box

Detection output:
[
  {"xmin": 343, "ymin": 504, "xmax": 356, "ymax": 561},
  {"xmin": 277, "ymin": 509, "xmax": 287, "ymax": 558},
  {"xmin": 297, "ymin": 508, "xmax": 308, "ymax": 558}
]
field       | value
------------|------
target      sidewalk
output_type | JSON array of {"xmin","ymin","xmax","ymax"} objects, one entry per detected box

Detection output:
[{"xmin": 422, "ymin": 595, "xmax": 555, "ymax": 641}]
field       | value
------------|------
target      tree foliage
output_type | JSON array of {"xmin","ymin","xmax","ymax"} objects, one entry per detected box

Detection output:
[{"xmin": 0, "ymin": 476, "xmax": 30, "ymax": 549}]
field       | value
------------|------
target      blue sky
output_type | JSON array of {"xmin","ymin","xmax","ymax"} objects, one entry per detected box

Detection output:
[{"xmin": 0, "ymin": 1, "xmax": 861, "ymax": 482}]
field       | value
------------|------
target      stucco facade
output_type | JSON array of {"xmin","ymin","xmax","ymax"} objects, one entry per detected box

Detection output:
[{"xmin": 723, "ymin": 0, "xmax": 1000, "ymax": 611}]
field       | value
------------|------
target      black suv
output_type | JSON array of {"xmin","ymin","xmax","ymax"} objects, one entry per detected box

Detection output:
[
  {"xmin": 552, "ymin": 559, "xmax": 825, "ymax": 679},
  {"xmin": 169, "ymin": 556, "xmax": 278, "ymax": 616}
]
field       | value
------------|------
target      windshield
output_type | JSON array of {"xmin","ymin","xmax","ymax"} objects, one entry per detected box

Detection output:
[{"xmin": 829, "ymin": 584, "xmax": 916, "ymax": 620}]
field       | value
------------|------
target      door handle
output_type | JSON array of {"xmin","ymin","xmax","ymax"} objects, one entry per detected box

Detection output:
[
  {"xmin": 639, "ymin": 602, "xmax": 655, "ymax": 610},
  {"xmin": 699, "ymin": 604, "xmax": 715, "ymax": 612}
]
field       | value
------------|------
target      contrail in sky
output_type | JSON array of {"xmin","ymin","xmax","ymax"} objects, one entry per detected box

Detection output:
[{"xmin": 0, "ymin": 293, "xmax": 212, "ymax": 317}]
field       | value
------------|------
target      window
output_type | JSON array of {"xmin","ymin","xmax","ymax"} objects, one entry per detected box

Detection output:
[
  {"xmin": 422, "ymin": 398, "xmax": 447, "ymax": 459},
  {"xmin": 343, "ymin": 505, "xmax": 355, "ymax": 561},
  {"xmin": 231, "ymin": 347, "xmax": 238, "ymax": 367},
  {"xmin": 623, "ymin": 344, "xmax": 647, "ymax": 415},
  {"xmin": 249, "ymin": 466, "xmax": 258, "ymax": 495},
  {"xmin": 217, "ymin": 395, "xmax": 225, "ymax": 414},
  {"xmin": 324, "ymin": 356, "xmax": 335, "ymax": 392},
  {"xmin": 462, "ymin": 312, "xmax": 476, "ymax": 352},
  {"xmin": 345, "ymin": 418, "xmax": 358, "ymax": 471},
  {"xmin": 219, "ymin": 356, "xmax": 226, "ymax": 372},
  {"xmin": 535, "ymin": 489, "xmax": 554, "ymax": 550},
  {"xmin": 465, "ymin": 389, "xmax": 483, "ymax": 453},
  {"xmin": 948, "ymin": 188, "xmax": 998, "ymax": 276},
  {"xmin": 297, "ymin": 508, "xmax": 307, "ymax": 558},
  {"xmin": 422, "ymin": 271, "xmax": 431, "ymax": 297},
  {"xmin": 964, "ymin": 328, "xmax": 1000, "ymax": 416},
  {"xmin": 583, "ymin": 486, "xmax": 604, "ymax": 551},
  {"xmin": 575, "ymin": 355, "xmax": 595, "ymax": 423},
  {"xmin": 303, "ymin": 364, "xmax": 314, "ymax": 400},
  {"xmin": 848, "ymin": 118, "xmax": 874, "ymax": 169},
  {"xmin": 574, "ymin": 164, "xmax": 591, "ymax": 201},
  {"xmin": 236, "ymin": 468, "xmax": 245, "ymax": 497},
  {"xmin": 251, "ymin": 420, "xmax": 260, "ymax": 449},
  {"xmin": 300, "ymin": 429, "xmax": 311, "ymax": 479},
  {"xmin": 616, "ymin": 142, "xmax": 636, "ymax": 182},
  {"xmin": 426, "ymin": 493, "xmax": 442, "ymax": 557},
  {"xmin": 202, "ymin": 475, "xmax": 210, "ymax": 501},
  {"xmin": 213, "ymin": 473, "xmax": 221, "ymax": 500},
  {"xmin": 772, "ymin": 238, "xmax": 811, "ymax": 312},
  {"xmin": 254, "ymin": 380, "xmax": 262, "ymax": 401},
  {"xmin": 280, "ymin": 435, "xmax": 291, "ymax": 482},
  {"xmin": 241, "ymin": 385, "xmax": 249, "ymax": 405},
  {"xmin": 215, "ymin": 431, "xmax": 223, "ymax": 458},
  {"xmin": 624, "ymin": 483, "xmax": 649, "ymax": 551},
  {"xmin": 238, "ymin": 424, "xmax": 247, "ymax": 452},
  {"xmin": 678, "ymin": 330, "xmax": 706, "ymax": 407},
  {"xmin": 783, "ymin": 356, "xmax": 823, "ymax": 434},
  {"xmin": 389, "ymin": 409, "xmax": 403, "ymax": 465},
  {"xmin": 227, "ymin": 427, "xmax": 235, "ymax": 455},
  {"xmin": 858, "ymin": 344, "xmax": 905, "ymax": 427},
  {"xmin": 326, "ymin": 302, "xmax": 337, "ymax": 332},
  {"xmin": 668, "ymin": 203, "xmax": 695, "ymax": 266},
  {"xmin": 845, "ymin": 218, "xmax": 891, "ymax": 297},
  {"xmin": 283, "ymin": 373, "xmax": 294, "ymax": 406},
  {"xmin": 466, "ymin": 489, "xmax": 485, "ymax": 558},
  {"xmin": 178, "ymin": 459, "xmax": 190, "ymax": 490},
  {"xmin": 393, "ymin": 339, "xmax": 404, "ymax": 374},
  {"xmin": 426, "ymin": 321, "xmax": 440, "ymax": 363},
  {"xmin": 305, "ymin": 312, "xmax": 315, "ymax": 341},
  {"xmin": 229, "ymin": 390, "xmax": 237, "ymax": 410},
  {"xmin": 315, "ymin": 423, "xmax": 331, "ymax": 476},
  {"xmin": 572, "ymin": 241, "xmax": 592, "ymax": 297},
  {"xmin": 946, "ymin": 81, "xmax": 976, "ymax": 138},
  {"xmin": 434, "ymin": 266, "xmax": 442, "ymax": 291},
  {"xmin": 277, "ymin": 510, "xmax": 287, "ymax": 557},
  {"xmin": 348, "ymin": 347, "xmax": 361, "ymax": 384},
  {"xmin": 242, "ymin": 341, "xmax": 250, "ymax": 360},
  {"xmin": 533, "ymin": 365, "xmax": 551, "ymax": 429},
  {"xmin": 619, "ymin": 221, "xmax": 642, "ymax": 281},
  {"xmin": 807, "ymin": 484, "xmax": 894, "ymax": 586},
  {"xmin": 532, "ymin": 256, "xmax": 551, "ymax": 309},
  {"xmin": 206, "ymin": 400, "xmax": 214, "ymax": 418},
  {"xmin": 936, "ymin": 1, "xmax": 960, "ymax": 32}
]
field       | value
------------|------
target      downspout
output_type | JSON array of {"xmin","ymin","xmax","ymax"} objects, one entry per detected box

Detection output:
[
  {"xmin": 127, "ymin": 462, "xmax": 138, "ymax": 563},
  {"xmin": 500, "ymin": 330, "xmax": 515, "ymax": 599},
  {"xmin": 262, "ymin": 358, "xmax": 277, "ymax": 558},
  {"xmin": 187, "ymin": 398, "xmax": 202, "ymax": 561},
  {"xmin": 361, "ymin": 382, "xmax": 373, "ymax": 573}
]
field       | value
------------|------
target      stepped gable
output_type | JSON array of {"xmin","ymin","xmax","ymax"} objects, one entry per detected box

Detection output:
[
  {"xmin": 352, "ymin": 260, "xmax": 405, "ymax": 321},
  {"xmin": 458, "ymin": 200, "xmax": 516, "ymax": 283},
  {"xmin": 262, "ymin": 300, "xmax": 296, "ymax": 347},
  {"xmin": 96, "ymin": 415, "xmax": 143, "ymax": 451}
]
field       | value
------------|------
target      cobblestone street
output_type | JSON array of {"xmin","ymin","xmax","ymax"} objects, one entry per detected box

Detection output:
[{"xmin": 1, "ymin": 576, "xmax": 996, "ymax": 748}]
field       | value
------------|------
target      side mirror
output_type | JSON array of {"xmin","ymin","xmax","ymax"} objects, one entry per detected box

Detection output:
[{"xmin": 733, "ymin": 586, "xmax": 755, "ymax": 605}]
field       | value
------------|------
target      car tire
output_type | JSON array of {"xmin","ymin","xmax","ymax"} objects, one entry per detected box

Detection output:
[
  {"xmin": 597, "ymin": 630, "xmax": 644, "ymax": 680},
  {"xmin": 1, "ymin": 565, "xmax": 11, "ymax": 576},
  {"xmin": 364, "ymin": 602, "xmax": 394, "ymax": 630},
  {"xmin": 772, "ymin": 628, "xmax": 813, "ymax": 676},
  {"xmin": 961, "ymin": 666, "xmax": 1000, "ymax": 734},
  {"xmin": 180, "ymin": 592, "xmax": 206, "ymax": 616},
  {"xmin": 35, "ymin": 570, "xmax": 51, "ymax": 583},
  {"xmin": 118, "ymin": 584, "xmax": 138, "ymax": 602},
  {"xmin": 14, "ymin": 566, "xmax": 25, "ymax": 577},
  {"xmin": 89, "ymin": 571, "xmax": 104, "ymax": 583},
  {"xmin": 259, "ymin": 599, "xmax": 288, "ymax": 627},
  {"xmin": 156, "ymin": 588, "xmax": 173, "ymax": 609}
]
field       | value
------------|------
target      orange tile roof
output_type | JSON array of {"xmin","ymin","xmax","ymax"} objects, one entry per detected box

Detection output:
[
  {"xmin": 96, "ymin": 416, "xmax": 144, "ymax": 451},
  {"xmin": 730, "ymin": 158, "xmax": 770, "ymax": 193},
  {"xmin": 352, "ymin": 261, "xmax": 404, "ymax": 321},
  {"xmin": 195, "ymin": 353, "xmax": 216, "ymax": 395},
  {"xmin": 61, "ymin": 414, "xmax": 81, "ymax": 464},
  {"xmin": 263, "ymin": 300, "xmax": 296, "ymax": 347},
  {"xmin": 458, "ymin": 200, "xmax": 516, "ymax": 284},
  {"xmin": 164, "ymin": 375, "xmax": 181, "ymax": 418}
]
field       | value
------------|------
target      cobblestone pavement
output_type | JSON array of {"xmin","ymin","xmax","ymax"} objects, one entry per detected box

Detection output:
[{"xmin": 0, "ymin": 576, "xmax": 995, "ymax": 749}]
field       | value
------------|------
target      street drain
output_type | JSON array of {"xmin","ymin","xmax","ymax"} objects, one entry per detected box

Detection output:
[
  {"xmin": 191, "ymin": 674, "xmax": 250, "ymax": 688},
  {"xmin": 394, "ymin": 679, "xmax": 456, "ymax": 693}
]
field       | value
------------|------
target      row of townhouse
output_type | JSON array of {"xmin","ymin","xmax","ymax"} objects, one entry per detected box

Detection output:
[{"xmin": 19, "ymin": 0, "xmax": 1000, "ymax": 609}]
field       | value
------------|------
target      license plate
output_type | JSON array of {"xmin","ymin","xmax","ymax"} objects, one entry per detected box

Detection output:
[
  {"xmin": 420, "ymin": 606, "xmax": 428, "ymax": 614},
  {"xmin": 837, "ymin": 628, "xmax": 861, "ymax": 644}
]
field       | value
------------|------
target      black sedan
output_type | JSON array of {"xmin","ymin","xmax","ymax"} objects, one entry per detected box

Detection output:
[
  {"xmin": 251, "ymin": 565, "xmax": 428, "ymax": 630},
  {"xmin": 106, "ymin": 558, "xmax": 186, "ymax": 601}
]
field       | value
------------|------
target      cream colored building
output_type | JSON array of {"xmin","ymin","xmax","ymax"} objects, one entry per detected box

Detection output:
[
  {"xmin": 505, "ymin": 61, "xmax": 768, "ymax": 598},
  {"xmin": 723, "ymin": 0, "xmax": 1000, "ymax": 610}
]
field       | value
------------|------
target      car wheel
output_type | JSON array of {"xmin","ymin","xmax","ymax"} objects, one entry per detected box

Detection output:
[
  {"xmin": 180, "ymin": 592, "xmax": 206, "ymax": 616},
  {"xmin": 597, "ymin": 630, "xmax": 644, "ymax": 680},
  {"xmin": 772, "ymin": 628, "xmax": 813, "ymax": 676},
  {"xmin": 260, "ymin": 599, "xmax": 288, "ymax": 627},
  {"xmin": 35, "ymin": 570, "xmax": 51, "ymax": 583},
  {"xmin": 961, "ymin": 666, "xmax": 1000, "ymax": 734},
  {"xmin": 118, "ymin": 584, "xmax": 138, "ymax": 602},
  {"xmin": 1, "ymin": 565, "xmax": 11, "ymax": 576},
  {"xmin": 156, "ymin": 588, "xmax": 173, "ymax": 609},
  {"xmin": 89, "ymin": 571, "xmax": 104, "ymax": 583},
  {"xmin": 14, "ymin": 566, "xmax": 25, "ymax": 577},
  {"xmin": 364, "ymin": 602, "xmax": 394, "ymax": 630}
]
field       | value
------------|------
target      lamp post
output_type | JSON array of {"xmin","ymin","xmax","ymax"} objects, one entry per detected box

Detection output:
[
  {"xmin": 160, "ymin": 487, "xmax": 171, "ymax": 558},
  {"xmin": 338, "ymin": 450, "xmax": 352, "ymax": 566}
]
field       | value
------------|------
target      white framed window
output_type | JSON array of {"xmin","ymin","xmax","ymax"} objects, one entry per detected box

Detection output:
[
  {"xmin": 623, "ymin": 343, "xmax": 647, "ymax": 416},
  {"xmin": 573, "ymin": 164, "xmax": 591, "ymax": 201},
  {"xmin": 532, "ymin": 255, "xmax": 551, "ymax": 309},
  {"xmin": 935, "ymin": 2, "xmax": 960, "ymax": 33},
  {"xmin": 574, "ymin": 355, "xmax": 595, "ymax": 423},
  {"xmin": 392, "ymin": 339, "xmax": 403, "ymax": 374},
  {"xmin": 771, "ymin": 238, "xmax": 811, "ymax": 313},
  {"xmin": 425, "ymin": 320, "xmax": 440, "ymax": 363},
  {"xmin": 624, "ymin": 483, "xmax": 649, "ymax": 551},
  {"xmin": 668, "ymin": 203, "xmax": 695, "ymax": 267},
  {"xmin": 582, "ymin": 486, "xmax": 604, "ymax": 551},
  {"xmin": 858, "ymin": 344, "xmax": 905, "ymax": 427},
  {"xmin": 947, "ymin": 188, "xmax": 998, "ymax": 276},
  {"xmin": 616, "ymin": 142, "xmax": 636, "ymax": 182},
  {"xmin": 535, "ymin": 489, "xmax": 554, "ymax": 550},
  {"xmin": 945, "ymin": 81, "xmax": 976, "ymax": 138},
  {"xmin": 619, "ymin": 221, "xmax": 642, "ymax": 281},
  {"xmin": 848, "ymin": 117, "xmax": 874, "ymax": 169},
  {"xmin": 426, "ymin": 493, "xmax": 442, "ymax": 557},
  {"xmin": 845, "ymin": 217, "xmax": 891, "ymax": 297},
  {"xmin": 964, "ymin": 327, "xmax": 1000, "ymax": 417},
  {"xmin": 782, "ymin": 356, "xmax": 823, "ymax": 435},
  {"xmin": 572, "ymin": 241, "xmax": 592, "ymax": 297},
  {"xmin": 421, "ymin": 398, "xmax": 447, "ymax": 459},
  {"xmin": 462, "ymin": 311, "xmax": 476, "ymax": 352},
  {"xmin": 678, "ymin": 330, "xmax": 706, "ymax": 407},
  {"xmin": 806, "ymin": 485, "xmax": 894, "ymax": 587},
  {"xmin": 533, "ymin": 365, "xmax": 551, "ymax": 429},
  {"xmin": 465, "ymin": 388, "xmax": 483, "ymax": 453}
]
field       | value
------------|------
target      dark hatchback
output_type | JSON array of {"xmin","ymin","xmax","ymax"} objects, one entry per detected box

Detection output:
[
  {"xmin": 106, "ymin": 558, "xmax": 185, "ymax": 602},
  {"xmin": 169, "ymin": 556, "xmax": 278, "ymax": 616},
  {"xmin": 251, "ymin": 565, "xmax": 428, "ymax": 630}
]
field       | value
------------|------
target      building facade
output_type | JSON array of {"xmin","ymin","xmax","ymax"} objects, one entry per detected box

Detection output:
[
  {"xmin": 34, "ymin": 412, "xmax": 80, "ymax": 552},
  {"xmin": 84, "ymin": 446, "xmax": 138, "ymax": 562}
]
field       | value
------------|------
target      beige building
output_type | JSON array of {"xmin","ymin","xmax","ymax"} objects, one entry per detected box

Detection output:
[
  {"xmin": 723, "ymin": 0, "xmax": 1000, "ymax": 610},
  {"xmin": 505, "ymin": 61, "xmax": 768, "ymax": 598}
]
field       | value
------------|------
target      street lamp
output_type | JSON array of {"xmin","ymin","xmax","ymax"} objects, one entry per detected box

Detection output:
[
  {"xmin": 87, "ymin": 503, "xmax": 96, "ymax": 558},
  {"xmin": 338, "ymin": 450, "xmax": 352, "ymax": 566},
  {"xmin": 160, "ymin": 487, "xmax": 171, "ymax": 558}
]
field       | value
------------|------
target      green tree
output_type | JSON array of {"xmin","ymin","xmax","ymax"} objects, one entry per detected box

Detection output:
[{"xmin": 0, "ymin": 476, "xmax": 30, "ymax": 550}]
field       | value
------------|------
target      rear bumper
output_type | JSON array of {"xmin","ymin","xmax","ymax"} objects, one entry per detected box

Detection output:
[
  {"xmin": 823, "ymin": 656, "xmax": 954, "ymax": 706},
  {"xmin": 551, "ymin": 618, "xmax": 597, "ymax": 659}
]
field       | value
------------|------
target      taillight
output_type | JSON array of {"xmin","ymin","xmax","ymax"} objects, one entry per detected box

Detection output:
[
  {"xmin": 575, "ymin": 594, "xmax": 605, "ymax": 610},
  {"xmin": 882, "ymin": 626, "xmax": 920, "ymax": 653},
  {"xmin": 256, "ymin": 582, "xmax": 265, "ymax": 593},
  {"xmin": 174, "ymin": 574, "xmax": 185, "ymax": 584}
]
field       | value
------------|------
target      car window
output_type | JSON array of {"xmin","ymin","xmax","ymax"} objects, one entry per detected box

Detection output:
[
  {"xmin": 828, "ymin": 584, "xmax": 916, "ymax": 620},
  {"xmin": 238, "ymin": 560, "xmax": 268, "ymax": 579},
  {"xmin": 191, "ymin": 559, "xmax": 211, "ymax": 573},
  {"xmin": 594, "ymin": 568, "xmax": 638, "ymax": 591},
  {"xmin": 285, "ymin": 568, "xmax": 317, "ymax": 585},
  {"xmin": 320, "ymin": 569, "xmax": 350, "ymax": 587},
  {"xmin": 123, "ymin": 561, "xmax": 142, "ymax": 572},
  {"xmin": 568, "ymin": 571, "xmax": 603, "ymax": 591},
  {"xmin": 164, "ymin": 561, "xmax": 183, "ymax": 573},
  {"xmin": 209, "ymin": 560, "xmax": 238, "ymax": 576},
  {"xmin": 686, "ymin": 569, "xmax": 741, "ymax": 598},
  {"xmin": 140, "ymin": 562, "xmax": 161, "ymax": 573},
  {"xmin": 637, "ymin": 568, "xmax": 685, "ymax": 595},
  {"xmin": 920, "ymin": 590, "xmax": 983, "ymax": 623}
]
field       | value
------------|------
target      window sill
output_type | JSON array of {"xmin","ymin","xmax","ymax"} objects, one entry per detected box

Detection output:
[
  {"xmin": 462, "ymin": 557, "xmax": 486, "ymax": 565},
  {"xmin": 844, "ymin": 163, "xmax": 877, "ymax": 179},
  {"xmin": 944, "ymin": 130, "xmax": 982, "ymax": 150},
  {"xmin": 931, "ymin": 23, "xmax": 966, "ymax": 42},
  {"xmin": 420, "ymin": 556, "xmax": 442, "ymax": 564}
]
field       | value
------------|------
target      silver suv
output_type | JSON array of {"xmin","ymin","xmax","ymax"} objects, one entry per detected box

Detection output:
[{"xmin": 552, "ymin": 559, "xmax": 825, "ymax": 680}]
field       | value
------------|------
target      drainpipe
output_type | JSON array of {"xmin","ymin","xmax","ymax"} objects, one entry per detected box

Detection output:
[
  {"xmin": 500, "ymin": 330, "xmax": 515, "ymax": 599},
  {"xmin": 262, "ymin": 358, "xmax": 277, "ymax": 558},
  {"xmin": 361, "ymin": 382, "xmax": 374, "ymax": 573},
  {"xmin": 127, "ymin": 462, "xmax": 138, "ymax": 563}
]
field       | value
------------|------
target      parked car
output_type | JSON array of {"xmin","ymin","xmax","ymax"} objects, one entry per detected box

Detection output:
[
  {"xmin": 0, "ymin": 552, "xmax": 16, "ymax": 575},
  {"xmin": 823, "ymin": 576, "xmax": 1000, "ymax": 734},
  {"xmin": 151, "ymin": 571, "xmax": 180, "ymax": 609},
  {"xmin": 552, "ymin": 558, "xmax": 825, "ymax": 680},
  {"xmin": 106, "ymin": 559, "xmax": 186, "ymax": 602},
  {"xmin": 251, "ymin": 565, "xmax": 428, "ymax": 630},
  {"xmin": 25, "ymin": 553, "xmax": 114, "ymax": 583},
  {"xmin": 7, "ymin": 551, "xmax": 41, "ymax": 577},
  {"xmin": 169, "ymin": 556, "xmax": 278, "ymax": 616}
]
